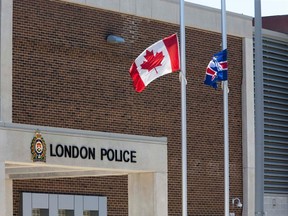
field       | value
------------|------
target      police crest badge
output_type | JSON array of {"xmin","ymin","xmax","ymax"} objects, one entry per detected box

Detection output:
[{"xmin": 31, "ymin": 130, "xmax": 46, "ymax": 162}]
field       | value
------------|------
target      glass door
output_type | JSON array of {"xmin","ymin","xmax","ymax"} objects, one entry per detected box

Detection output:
[{"xmin": 23, "ymin": 193, "xmax": 107, "ymax": 216}]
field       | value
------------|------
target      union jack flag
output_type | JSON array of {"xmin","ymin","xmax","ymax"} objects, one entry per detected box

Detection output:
[{"xmin": 204, "ymin": 49, "xmax": 228, "ymax": 89}]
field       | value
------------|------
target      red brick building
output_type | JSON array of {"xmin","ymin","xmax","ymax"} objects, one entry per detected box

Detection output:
[
  {"xmin": 262, "ymin": 15, "xmax": 288, "ymax": 34},
  {"xmin": 0, "ymin": 0, "xmax": 254, "ymax": 215}
]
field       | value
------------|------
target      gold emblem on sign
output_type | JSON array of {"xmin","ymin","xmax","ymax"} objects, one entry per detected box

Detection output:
[{"xmin": 31, "ymin": 130, "xmax": 46, "ymax": 162}]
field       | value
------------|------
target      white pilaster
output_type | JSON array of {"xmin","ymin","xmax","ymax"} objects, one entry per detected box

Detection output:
[
  {"xmin": 128, "ymin": 172, "xmax": 168, "ymax": 216},
  {"xmin": 0, "ymin": 162, "xmax": 13, "ymax": 216},
  {"xmin": 242, "ymin": 37, "xmax": 255, "ymax": 216},
  {"xmin": 0, "ymin": 0, "xmax": 13, "ymax": 122}
]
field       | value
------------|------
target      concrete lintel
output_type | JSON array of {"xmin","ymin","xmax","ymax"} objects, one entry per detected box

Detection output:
[
  {"xmin": 1, "ymin": 123, "xmax": 167, "ymax": 179},
  {"xmin": 62, "ymin": 0, "xmax": 253, "ymax": 38},
  {"xmin": 8, "ymin": 170, "xmax": 128, "ymax": 180},
  {"xmin": 0, "ymin": 122, "xmax": 167, "ymax": 145}
]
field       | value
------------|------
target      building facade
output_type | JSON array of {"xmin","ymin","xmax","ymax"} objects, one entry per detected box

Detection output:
[{"xmin": 0, "ymin": 0, "xmax": 256, "ymax": 215}]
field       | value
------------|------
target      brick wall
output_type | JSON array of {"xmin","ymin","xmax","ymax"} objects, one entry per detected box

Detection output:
[{"xmin": 12, "ymin": 0, "xmax": 243, "ymax": 215}]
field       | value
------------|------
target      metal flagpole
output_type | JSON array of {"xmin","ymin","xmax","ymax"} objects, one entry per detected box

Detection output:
[
  {"xmin": 180, "ymin": 0, "xmax": 187, "ymax": 216},
  {"xmin": 221, "ymin": 1, "xmax": 229, "ymax": 216},
  {"xmin": 254, "ymin": 0, "xmax": 265, "ymax": 215}
]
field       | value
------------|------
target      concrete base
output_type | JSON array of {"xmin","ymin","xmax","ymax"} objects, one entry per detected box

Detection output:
[{"xmin": 264, "ymin": 194, "xmax": 288, "ymax": 216}]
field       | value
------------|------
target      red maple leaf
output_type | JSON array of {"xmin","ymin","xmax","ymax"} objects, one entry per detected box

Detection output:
[{"xmin": 140, "ymin": 50, "xmax": 165, "ymax": 73}]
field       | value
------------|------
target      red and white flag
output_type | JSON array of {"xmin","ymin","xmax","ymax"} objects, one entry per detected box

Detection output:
[{"xmin": 129, "ymin": 34, "xmax": 180, "ymax": 92}]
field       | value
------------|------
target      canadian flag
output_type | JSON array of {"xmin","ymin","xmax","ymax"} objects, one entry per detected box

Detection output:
[{"xmin": 129, "ymin": 34, "xmax": 180, "ymax": 92}]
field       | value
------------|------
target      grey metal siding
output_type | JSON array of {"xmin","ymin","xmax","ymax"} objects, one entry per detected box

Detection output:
[{"xmin": 262, "ymin": 37, "xmax": 288, "ymax": 194}]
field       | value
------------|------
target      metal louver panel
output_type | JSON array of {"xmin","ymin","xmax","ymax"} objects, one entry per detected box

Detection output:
[{"xmin": 262, "ymin": 36, "xmax": 288, "ymax": 194}]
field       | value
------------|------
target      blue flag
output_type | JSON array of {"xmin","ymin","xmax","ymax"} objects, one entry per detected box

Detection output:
[{"xmin": 204, "ymin": 49, "xmax": 228, "ymax": 89}]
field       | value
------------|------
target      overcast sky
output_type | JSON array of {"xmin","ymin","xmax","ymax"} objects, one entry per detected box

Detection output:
[{"xmin": 186, "ymin": 0, "xmax": 288, "ymax": 17}]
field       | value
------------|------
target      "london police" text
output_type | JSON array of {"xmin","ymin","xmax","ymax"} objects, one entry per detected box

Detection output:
[{"xmin": 50, "ymin": 144, "xmax": 137, "ymax": 163}]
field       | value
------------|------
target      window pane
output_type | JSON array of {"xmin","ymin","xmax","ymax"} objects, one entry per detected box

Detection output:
[
  {"xmin": 32, "ymin": 209, "xmax": 49, "ymax": 216},
  {"xmin": 83, "ymin": 210, "xmax": 99, "ymax": 216},
  {"xmin": 58, "ymin": 209, "xmax": 74, "ymax": 216}
]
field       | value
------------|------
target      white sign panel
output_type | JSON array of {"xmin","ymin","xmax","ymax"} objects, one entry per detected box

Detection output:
[{"xmin": 0, "ymin": 124, "xmax": 167, "ymax": 173}]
